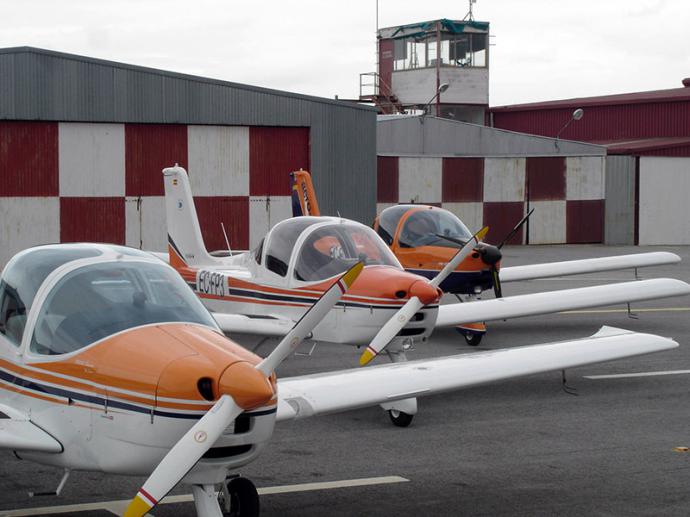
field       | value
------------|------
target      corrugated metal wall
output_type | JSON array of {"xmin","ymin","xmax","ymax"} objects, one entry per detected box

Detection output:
[
  {"xmin": 604, "ymin": 156, "xmax": 636, "ymax": 245},
  {"xmin": 0, "ymin": 121, "xmax": 58, "ymax": 195},
  {"xmin": 0, "ymin": 48, "xmax": 377, "ymax": 222},
  {"xmin": 0, "ymin": 48, "xmax": 376, "ymax": 264},
  {"xmin": 491, "ymin": 102, "xmax": 690, "ymax": 145},
  {"xmin": 377, "ymin": 155, "xmax": 605, "ymax": 245}
]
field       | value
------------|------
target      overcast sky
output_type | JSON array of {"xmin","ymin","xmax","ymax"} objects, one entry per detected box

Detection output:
[{"xmin": 1, "ymin": 0, "xmax": 688, "ymax": 106}]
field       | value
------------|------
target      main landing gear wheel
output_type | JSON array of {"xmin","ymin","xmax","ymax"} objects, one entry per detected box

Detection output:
[
  {"xmin": 218, "ymin": 476, "xmax": 259, "ymax": 517},
  {"xmin": 464, "ymin": 333, "xmax": 483, "ymax": 346},
  {"xmin": 388, "ymin": 409, "xmax": 414, "ymax": 427}
]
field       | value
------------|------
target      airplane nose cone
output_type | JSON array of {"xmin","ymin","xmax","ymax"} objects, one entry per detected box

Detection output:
[
  {"xmin": 409, "ymin": 280, "xmax": 441, "ymax": 305},
  {"xmin": 218, "ymin": 361, "xmax": 274, "ymax": 410},
  {"xmin": 477, "ymin": 244, "xmax": 502, "ymax": 266}
]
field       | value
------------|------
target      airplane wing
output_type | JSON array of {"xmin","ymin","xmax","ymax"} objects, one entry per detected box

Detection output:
[
  {"xmin": 435, "ymin": 278, "xmax": 690, "ymax": 328},
  {"xmin": 212, "ymin": 312, "xmax": 293, "ymax": 337},
  {"xmin": 0, "ymin": 404, "xmax": 63, "ymax": 453},
  {"xmin": 276, "ymin": 327, "xmax": 677, "ymax": 421},
  {"xmin": 500, "ymin": 252, "xmax": 680, "ymax": 283}
]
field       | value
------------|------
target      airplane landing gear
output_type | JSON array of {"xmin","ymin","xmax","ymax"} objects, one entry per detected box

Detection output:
[
  {"xmin": 387, "ymin": 409, "xmax": 414, "ymax": 427},
  {"xmin": 463, "ymin": 332, "xmax": 483, "ymax": 347},
  {"xmin": 218, "ymin": 476, "xmax": 260, "ymax": 517}
]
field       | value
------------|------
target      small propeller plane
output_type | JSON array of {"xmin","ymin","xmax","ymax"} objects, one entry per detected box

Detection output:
[
  {"xmin": 161, "ymin": 165, "xmax": 689, "ymax": 427},
  {"xmin": 290, "ymin": 170, "xmax": 683, "ymax": 345},
  {"xmin": 0, "ymin": 241, "xmax": 683, "ymax": 517}
]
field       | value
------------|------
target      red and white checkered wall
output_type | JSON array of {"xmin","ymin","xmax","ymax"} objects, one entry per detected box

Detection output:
[
  {"xmin": 0, "ymin": 121, "xmax": 310, "ymax": 265},
  {"xmin": 377, "ymin": 155, "xmax": 605, "ymax": 245}
]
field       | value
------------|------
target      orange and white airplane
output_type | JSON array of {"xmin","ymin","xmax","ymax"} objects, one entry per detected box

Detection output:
[
  {"xmin": 290, "ymin": 170, "xmax": 684, "ymax": 345},
  {"xmin": 160, "ymin": 165, "xmax": 689, "ymax": 426},
  {"xmin": 0, "ymin": 242, "xmax": 683, "ymax": 517}
]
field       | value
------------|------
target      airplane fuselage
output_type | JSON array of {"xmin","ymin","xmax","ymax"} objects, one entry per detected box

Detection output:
[{"xmin": 176, "ymin": 260, "xmax": 438, "ymax": 347}]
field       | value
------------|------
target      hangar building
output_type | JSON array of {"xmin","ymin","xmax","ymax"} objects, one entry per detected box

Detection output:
[
  {"xmin": 376, "ymin": 114, "xmax": 607, "ymax": 246},
  {"xmin": 490, "ymin": 83, "xmax": 690, "ymax": 245},
  {"xmin": 0, "ymin": 47, "xmax": 376, "ymax": 265}
]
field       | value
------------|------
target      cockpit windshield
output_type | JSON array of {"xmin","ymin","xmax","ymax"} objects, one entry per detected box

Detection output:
[
  {"xmin": 30, "ymin": 261, "xmax": 218, "ymax": 355},
  {"xmin": 399, "ymin": 209, "xmax": 473, "ymax": 248},
  {"xmin": 0, "ymin": 246, "xmax": 102, "ymax": 347},
  {"xmin": 295, "ymin": 224, "xmax": 399, "ymax": 282}
]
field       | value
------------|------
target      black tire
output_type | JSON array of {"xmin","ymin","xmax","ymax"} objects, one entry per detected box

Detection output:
[
  {"xmin": 219, "ymin": 477, "xmax": 260, "ymax": 517},
  {"xmin": 464, "ymin": 333, "xmax": 483, "ymax": 346},
  {"xmin": 388, "ymin": 409, "xmax": 414, "ymax": 427}
]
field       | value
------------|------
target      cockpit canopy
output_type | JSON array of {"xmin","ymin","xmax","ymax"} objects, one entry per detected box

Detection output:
[
  {"xmin": 262, "ymin": 217, "xmax": 401, "ymax": 282},
  {"xmin": 0, "ymin": 244, "xmax": 217, "ymax": 355},
  {"xmin": 377, "ymin": 205, "xmax": 473, "ymax": 248}
]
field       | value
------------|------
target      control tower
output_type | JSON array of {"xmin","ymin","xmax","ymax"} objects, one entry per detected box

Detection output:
[{"xmin": 360, "ymin": 18, "xmax": 490, "ymax": 124}]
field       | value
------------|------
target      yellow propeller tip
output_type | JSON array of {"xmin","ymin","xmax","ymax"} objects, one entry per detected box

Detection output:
[
  {"xmin": 359, "ymin": 348, "xmax": 376, "ymax": 366},
  {"xmin": 477, "ymin": 226, "xmax": 489, "ymax": 241},
  {"xmin": 123, "ymin": 496, "xmax": 153, "ymax": 517},
  {"xmin": 343, "ymin": 261, "xmax": 365, "ymax": 288}
]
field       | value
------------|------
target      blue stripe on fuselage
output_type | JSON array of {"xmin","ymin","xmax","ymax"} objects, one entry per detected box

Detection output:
[{"xmin": 406, "ymin": 269, "xmax": 494, "ymax": 295}]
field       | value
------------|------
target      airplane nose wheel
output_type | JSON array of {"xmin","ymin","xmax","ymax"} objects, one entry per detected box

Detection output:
[
  {"xmin": 218, "ymin": 476, "xmax": 259, "ymax": 517},
  {"xmin": 388, "ymin": 409, "xmax": 414, "ymax": 427},
  {"xmin": 463, "ymin": 333, "xmax": 482, "ymax": 346}
]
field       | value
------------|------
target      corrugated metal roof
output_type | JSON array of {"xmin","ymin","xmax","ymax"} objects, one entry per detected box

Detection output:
[
  {"xmin": 595, "ymin": 137, "xmax": 690, "ymax": 155},
  {"xmin": 0, "ymin": 47, "xmax": 374, "ymax": 112},
  {"xmin": 378, "ymin": 115, "xmax": 606, "ymax": 157},
  {"xmin": 491, "ymin": 86, "xmax": 690, "ymax": 112}
]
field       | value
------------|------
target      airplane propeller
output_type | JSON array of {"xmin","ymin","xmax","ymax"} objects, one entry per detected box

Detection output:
[
  {"xmin": 436, "ymin": 208, "xmax": 534, "ymax": 299},
  {"xmin": 359, "ymin": 227, "xmax": 489, "ymax": 366},
  {"xmin": 487, "ymin": 208, "xmax": 534, "ymax": 298},
  {"xmin": 124, "ymin": 262, "xmax": 364, "ymax": 517}
]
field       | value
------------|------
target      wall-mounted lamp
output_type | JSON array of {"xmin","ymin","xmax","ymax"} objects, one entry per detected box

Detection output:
[
  {"xmin": 555, "ymin": 108, "xmax": 584, "ymax": 149},
  {"xmin": 422, "ymin": 83, "xmax": 450, "ymax": 117}
]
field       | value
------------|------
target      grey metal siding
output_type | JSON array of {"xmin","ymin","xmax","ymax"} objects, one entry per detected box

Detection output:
[
  {"xmin": 0, "ymin": 47, "xmax": 377, "ymax": 224},
  {"xmin": 377, "ymin": 116, "xmax": 606, "ymax": 157},
  {"xmin": 604, "ymin": 155, "xmax": 636, "ymax": 244}
]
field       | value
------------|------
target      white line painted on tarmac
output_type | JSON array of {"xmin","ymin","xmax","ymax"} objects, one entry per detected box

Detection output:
[
  {"xmin": 0, "ymin": 475, "xmax": 410, "ymax": 516},
  {"xmin": 559, "ymin": 307, "xmax": 690, "ymax": 315},
  {"xmin": 585, "ymin": 369, "xmax": 690, "ymax": 380}
]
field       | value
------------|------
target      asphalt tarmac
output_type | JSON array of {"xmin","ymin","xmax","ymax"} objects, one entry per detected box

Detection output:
[{"xmin": 2, "ymin": 245, "xmax": 689, "ymax": 517}]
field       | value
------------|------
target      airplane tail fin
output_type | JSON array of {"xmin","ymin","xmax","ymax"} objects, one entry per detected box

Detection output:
[
  {"xmin": 290, "ymin": 170, "xmax": 321, "ymax": 217},
  {"xmin": 163, "ymin": 165, "xmax": 218, "ymax": 268}
]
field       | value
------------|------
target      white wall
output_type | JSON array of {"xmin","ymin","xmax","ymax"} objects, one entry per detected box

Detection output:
[
  {"xmin": 566, "ymin": 156, "xmax": 605, "ymax": 200},
  {"xmin": 483, "ymin": 158, "xmax": 526, "ymax": 202},
  {"xmin": 0, "ymin": 198, "xmax": 60, "ymax": 265},
  {"xmin": 392, "ymin": 67, "xmax": 488, "ymax": 106},
  {"xmin": 398, "ymin": 157, "xmax": 442, "ymax": 204},
  {"xmin": 59, "ymin": 123, "xmax": 125, "ymax": 196},
  {"xmin": 248, "ymin": 196, "xmax": 292, "ymax": 249},
  {"xmin": 187, "ymin": 126, "xmax": 249, "ymax": 196},
  {"xmin": 639, "ymin": 157, "xmax": 690, "ymax": 245}
]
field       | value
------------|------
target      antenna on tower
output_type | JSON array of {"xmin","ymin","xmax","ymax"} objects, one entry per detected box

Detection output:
[{"xmin": 463, "ymin": 0, "xmax": 476, "ymax": 21}]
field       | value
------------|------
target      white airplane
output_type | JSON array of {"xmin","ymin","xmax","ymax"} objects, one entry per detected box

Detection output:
[
  {"xmin": 161, "ymin": 165, "xmax": 690, "ymax": 426},
  {"xmin": 0, "ymin": 242, "xmax": 681, "ymax": 517}
]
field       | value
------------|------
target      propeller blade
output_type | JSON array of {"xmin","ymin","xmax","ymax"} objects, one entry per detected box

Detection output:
[
  {"xmin": 430, "ymin": 226, "xmax": 489, "ymax": 288},
  {"xmin": 257, "ymin": 261, "xmax": 364, "ymax": 375},
  {"xmin": 497, "ymin": 208, "xmax": 534, "ymax": 249},
  {"xmin": 491, "ymin": 266, "xmax": 503, "ymax": 298},
  {"xmin": 125, "ymin": 265, "xmax": 365, "ymax": 516},
  {"xmin": 359, "ymin": 295, "xmax": 425, "ymax": 366},
  {"xmin": 124, "ymin": 394, "xmax": 243, "ymax": 517},
  {"xmin": 359, "ymin": 227, "xmax": 488, "ymax": 366}
]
